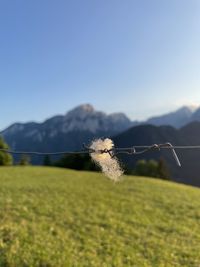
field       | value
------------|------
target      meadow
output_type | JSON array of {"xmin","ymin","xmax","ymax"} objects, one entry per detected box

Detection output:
[{"xmin": 0, "ymin": 167, "xmax": 200, "ymax": 267}]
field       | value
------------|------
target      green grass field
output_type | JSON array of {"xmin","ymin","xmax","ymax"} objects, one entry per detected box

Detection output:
[{"xmin": 0, "ymin": 167, "xmax": 200, "ymax": 267}]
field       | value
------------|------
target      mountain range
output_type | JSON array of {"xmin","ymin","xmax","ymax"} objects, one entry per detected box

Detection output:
[
  {"xmin": 113, "ymin": 122, "xmax": 200, "ymax": 187},
  {"xmin": 1, "ymin": 103, "xmax": 200, "ymax": 186},
  {"xmin": 1, "ymin": 104, "xmax": 132, "ymax": 153},
  {"xmin": 145, "ymin": 106, "xmax": 199, "ymax": 128}
]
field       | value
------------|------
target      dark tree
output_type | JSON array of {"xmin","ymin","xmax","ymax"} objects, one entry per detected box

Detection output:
[
  {"xmin": 157, "ymin": 158, "xmax": 171, "ymax": 180},
  {"xmin": 43, "ymin": 155, "xmax": 52, "ymax": 166},
  {"xmin": 54, "ymin": 154, "xmax": 99, "ymax": 171},
  {"xmin": 135, "ymin": 159, "xmax": 149, "ymax": 176},
  {"xmin": 18, "ymin": 154, "xmax": 31, "ymax": 166},
  {"xmin": 0, "ymin": 137, "xmax": 13, "ymax": 166},
  {"xmin": 134, "ymin": 158, "xmax": 170, "ymax": 180}
]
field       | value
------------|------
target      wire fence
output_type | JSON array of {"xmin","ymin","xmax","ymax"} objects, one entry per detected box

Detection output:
[{"xmin": 2, "ymin": 142, "xmax": 200, "ymax": 167}]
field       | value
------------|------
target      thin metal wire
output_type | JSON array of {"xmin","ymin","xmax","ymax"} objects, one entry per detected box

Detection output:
[
  {"xmin": 1, "ymin": 144, "xmax": 200, "ymax": 155},
  {"xmin": 2, "ymin": 143, "xmax": 200, "ymax": 167},
  {"xmin": 0, "ymin": 149, "xmax": 89, "ymax": 155},
  {"xmin": 117, "ymin": 145, "xmax": 200, "ymax": 149},
  {"xmin": 107, "ymin": 143, "xmax": 181, "ymax": 167}
]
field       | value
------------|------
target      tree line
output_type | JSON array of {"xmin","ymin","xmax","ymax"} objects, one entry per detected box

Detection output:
[{"xmin": 0, "ymin": 137, "xmax": 170, "ymax": 180}]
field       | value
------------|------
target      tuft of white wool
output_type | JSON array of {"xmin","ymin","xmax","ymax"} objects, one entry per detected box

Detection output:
[{"xmin": 89, "ymin": 138, "xmax": 123, "ymax": 181}]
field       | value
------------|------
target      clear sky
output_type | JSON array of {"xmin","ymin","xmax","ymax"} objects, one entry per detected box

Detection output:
[{"xmin": 0, "ymin": 0, "xmax": 200, "ymax": 130}]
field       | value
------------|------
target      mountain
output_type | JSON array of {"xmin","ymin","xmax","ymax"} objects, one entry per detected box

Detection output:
[
  {"xmin": 146, "ymin": 106, "xmax": 194, "ymax": 128},
  {"xmin": 62, "ymin": 104, "xmax": 132, "ymax": 133},
  {"xmin": 113, "ymin": 122, "xmax": 200, "ymax": 187},
  {"xmin": 1, "ymin": 104, "xmax": 132, "ymax": 159},
  {"xmin": 2, "ymin": 103, "xmax": 200, "ymax": 186},
  {"xmin": 190, "ymin": 107, "xmax": 200, "ymax": 122}
]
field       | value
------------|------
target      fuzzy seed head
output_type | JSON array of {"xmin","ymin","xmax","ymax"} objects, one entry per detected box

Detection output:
[{"xmin": 89, "ymin": 138, "xmax": 123, "ymax": 181}]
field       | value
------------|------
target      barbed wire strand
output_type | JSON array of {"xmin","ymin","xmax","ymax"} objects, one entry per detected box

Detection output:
[
  {"xmin": 2, "ymin": 142, "xmax": 200, "ymax": 167},
  {"xmin": 0, "ymin": 149, "xmax": 89, "ymax": 156},
  {"xmin": 1, "ymin": 142, "xmax": 200, "ymax": 167}
]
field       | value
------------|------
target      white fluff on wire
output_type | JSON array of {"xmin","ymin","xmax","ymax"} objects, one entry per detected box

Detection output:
[{"xmin": 89, "ymin": 138, "xmax": 123, "ymax": 181}]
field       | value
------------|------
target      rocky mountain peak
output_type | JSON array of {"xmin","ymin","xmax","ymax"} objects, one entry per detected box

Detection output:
[{"xmin": 66, "ymin": 104, "xmax": 95, "ymax": 118}]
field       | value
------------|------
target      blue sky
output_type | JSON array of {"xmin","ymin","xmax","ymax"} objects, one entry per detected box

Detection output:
[{"xmin": 0, "ymin": 0, "xmax": 200, "ymax": 130}]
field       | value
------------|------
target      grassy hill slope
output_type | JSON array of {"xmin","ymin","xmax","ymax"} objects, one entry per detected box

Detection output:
[{"xmin": 0, "ymin": 167, "xmax": 200, "ymax": 267}]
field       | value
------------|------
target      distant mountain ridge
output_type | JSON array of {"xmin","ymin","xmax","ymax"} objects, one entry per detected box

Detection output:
[
  {"xmin": 113, "ymin": 121, "xmax": 200, "ymax": 187},
  {"xmin": 146, "ymin": 106, "xmax": 193, "ymax": 128},
  {"xmin": 1, "ymin": 104, "xmax": 200, "ymax": 154},
  {"xmin": 1, "ymin": 104, "xmax": 132, "ymax": 154},
  {"xmin": 143, "ymin": 105, "xmax": 200, "ymax": 128},
  {"xmin": 2, "ymin": 103, "xmax": 200, "ymax": 186},
  {"xmin": 2, "ymin": 104, "xmax": 132, "ymax": 136}
]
